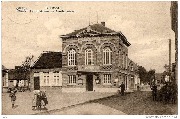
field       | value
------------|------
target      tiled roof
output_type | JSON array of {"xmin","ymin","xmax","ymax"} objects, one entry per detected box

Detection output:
[
  {"xmin": 32, "ymin": 52, "xmax": 62, "ymax": 69},
  {"xmin": 8, "ymin": 69, "xmax": 16, "ymax": 80},
  {"xmin": 60, "ymin": 23, "xmax": 131, "ymax": 47},
  {"xmin": 64, "ymin": 24, "xmax": 116, "ymax": 37}
]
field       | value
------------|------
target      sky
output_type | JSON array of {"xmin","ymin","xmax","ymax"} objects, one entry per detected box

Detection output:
[{"xmin": 1, "ymin": 1, "xmax": 175, "ymax": 73}]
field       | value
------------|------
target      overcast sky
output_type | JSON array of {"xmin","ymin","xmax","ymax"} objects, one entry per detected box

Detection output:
[{"xmin": 2, "ymin": 1, "xmax": 175, "ymax": 73}]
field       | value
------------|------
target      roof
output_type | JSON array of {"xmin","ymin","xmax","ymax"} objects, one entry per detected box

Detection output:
[
  {"xmin": 8, "ymin": 69, "xmax": 30, "ymax": 80},
  {"xmin": 60, "ymin": 23, "xmax": 131, "ymax": 47},
  {"xmin": 2, "ymin": 65, "xmax": 7, "ymax": 70},
  {"xmin": 8, "ymin": 69, "xmax": 17, "ymax": 80},
  {"xmin": 32, "ymin": 52, "xmax": 62, "ymax": 69}
]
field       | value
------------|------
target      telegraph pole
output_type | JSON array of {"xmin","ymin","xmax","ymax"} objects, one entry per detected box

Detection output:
[{"xmin": 169, "ymin": 39, "xmax": 171, "ymax": 82}]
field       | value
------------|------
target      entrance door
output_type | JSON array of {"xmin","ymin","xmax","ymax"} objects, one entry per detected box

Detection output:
[
  {"xmin": 86, "ymin": 75, "xmax": 93, "ymax": 91},
  {"xmin": 34, "ymin": 77, "xmax": 40, "ymax": 90}
]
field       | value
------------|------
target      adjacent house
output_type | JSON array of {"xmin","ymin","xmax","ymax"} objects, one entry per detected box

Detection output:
[
  {"xmin": 2, "ymin": 65, "xmax": 8, "ymax": 92},
  {"xmin": 30, "ymin": 51, "xmax": 62, "ymax": 90},
  {"xmin": 60, "ymin": 22, "xmax": 138, "ymax": 92},
  {"xmin": 128, "ymin": 59, "xmax": 140, "ymax": 90},
  {"xmin": 8, "ymin": 66, "xmax": 29, "ymax": 89}
]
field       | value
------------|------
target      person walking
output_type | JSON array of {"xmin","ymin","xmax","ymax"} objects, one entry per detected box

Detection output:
[
  {"xmin": 36, "ymin": 91, "xmax": 42, "ymax": 110},
  {"xmin": 151, "ymin": 84, "xmax": 157, "ymax": 101},
  {"xmin": 41, "ymin": 91, "xmax": 48, "ymax": 109},
  {"xmin": 32, "ymin": 93, "xmax": 37, "ymax": 110},
  {"xmin": 119, "ymin": 82, "xmax": 125, "ymax": 96},
  {"xmin": 9, "ymin": 89, "xmax": 17, "ymax": 108}
]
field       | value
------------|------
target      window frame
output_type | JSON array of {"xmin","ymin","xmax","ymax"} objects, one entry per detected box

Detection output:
[
  {"xmin": 43, "ymin": 72, "xmax": 49, "ymax": 86},
  {"xmin": 53, "ymin": 72, "xmax": 60, "ymax": 86},
  {"xmin": 85, "ymin": 49, "xmax": 94, "ymax": 65},
  {"xmin": 103, "ymin": 47, "xmax": 112, "ymax": 65},
  {"xmin": 68, "ymin": 75, "xmax": 77, "ymax": 85},
  {"xmin": 68, "ymin": 49, "xmax": 76, "ymax": 66},
  {"xmin": 103, "ymin": 74, "xmax": 112, "ymax": 85}
]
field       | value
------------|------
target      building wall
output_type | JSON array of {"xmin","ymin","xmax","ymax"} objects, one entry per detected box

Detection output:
[
  {"xmin": 8, "ymin": 80, "xmax": 17, "ymax": 88},
  {"xmin": 2, "ymin": 72, "xmax": 8, "ymax": 87},
  {"xmin": 61, "ymin": 35, "xmax": 135, "ymax": 92},
  {"xmin": 30, "ymin": 68, "xmax": 62, "ymax": 90}
]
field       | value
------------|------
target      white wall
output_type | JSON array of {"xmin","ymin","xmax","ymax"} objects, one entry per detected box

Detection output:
[{"xmin": 33, "ymin": 71, "xmax": 62, "ymax": 87}]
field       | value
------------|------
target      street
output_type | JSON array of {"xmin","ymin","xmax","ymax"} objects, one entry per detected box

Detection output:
[{"xmin": 2, "ymin": 90, "xmax": 115, "ymax": 115}]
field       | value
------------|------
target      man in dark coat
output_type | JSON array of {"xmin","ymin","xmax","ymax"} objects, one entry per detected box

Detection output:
[
  {"xmin": 120, "ymin": 82, "xmax": 125, "ymax": 96},
  {"xmin": 151, "ymin": 84, "xmax": 157, "ymax": 101}
]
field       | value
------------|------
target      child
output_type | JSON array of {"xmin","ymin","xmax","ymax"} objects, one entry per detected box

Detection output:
[{"xmin": 9, "ymin": 90, "xmax": 16, "ymax": 108}]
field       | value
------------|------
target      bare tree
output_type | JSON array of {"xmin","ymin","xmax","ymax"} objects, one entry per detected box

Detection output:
[
  {"xmin": 19, "ymin": 55, "xmax": 34, "ymax": 91},
  {"xmin": 21, "ymin": 55, "xmax": 34, "ymax": 90}
]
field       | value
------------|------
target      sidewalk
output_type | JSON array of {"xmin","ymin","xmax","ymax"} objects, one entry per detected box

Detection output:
[
  {"xmin": 51, "ymin": 103, "xmax": 126, "ymax": 115},
  {"xmin": 2, "ymin": 90, "xmax": 115, "ymax": 115}
]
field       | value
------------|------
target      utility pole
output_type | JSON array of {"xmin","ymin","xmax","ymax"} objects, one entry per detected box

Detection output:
[
  {"xmin": 169, "ymin": 39, "xmax": 171, "ymax": 82},
  {"xmin": 96, "ymin": 11, "xmax": 98, "ymax": 23}
]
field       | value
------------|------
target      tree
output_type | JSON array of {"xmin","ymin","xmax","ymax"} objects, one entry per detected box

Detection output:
[
  {"xmin": 138, "ymin": 66, "xmax": 147, "ymax": 84},
  {"xmin": 23, "ymin": 55, "xmax": 34, "ymax": 90},
  {"xmin": 146, "ymin": 69, "xmax": 155, "ymax": 85},
  {"xmin": 16, "ymin": 55, "xmax": 34, "ymax": 90}
]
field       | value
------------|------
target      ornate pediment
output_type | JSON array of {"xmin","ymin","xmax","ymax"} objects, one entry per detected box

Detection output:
[{"xmin": 76, "ymin": 26, "xmax": 101, "ymax": 37}]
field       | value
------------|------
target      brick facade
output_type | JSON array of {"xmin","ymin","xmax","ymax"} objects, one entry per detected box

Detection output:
[{"xmin": 61, "ymin": 23, "xmax": 138, "ymax": 92}]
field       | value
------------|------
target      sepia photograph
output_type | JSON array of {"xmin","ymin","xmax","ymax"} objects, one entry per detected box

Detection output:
[{"xmin": 1, "ymin": 1, "xmax": 178, "ymax": 116}]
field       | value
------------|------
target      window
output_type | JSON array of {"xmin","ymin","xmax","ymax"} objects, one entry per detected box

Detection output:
[
  {"xmin": 43, "ymin": 72, "xmax": 49, "ymax": 86},
  {"xmin": 68, "ymin": 75, "xmax": 76, "ymax": 85},
  {"xmin": 103, "ymin": 74, "xmax": 111, "ymax": 84},
  {"xmin": 125, "ymin": 54, "xmax": 128, "ymax": 69},
  {"xmin": 103, "ymin": 47, "xmax": 112, "ymax": 65},
  {"xmin": 131, "ymin": 64, "xmax": 134, "ymax": 71},
  {"xmin": 53, "ymin": 72, "xmax": 60, "ymax": 86},
  {"xmin": 68, "ymin": 49, "xmax": 76, "ymax": 66},
  {"xmin": 122, "ymin": 53, "xmax": 125, "ymax": 68},
  {"xmin": 85, "ymin": 49, "xmax": 94, "ymax": 65}
]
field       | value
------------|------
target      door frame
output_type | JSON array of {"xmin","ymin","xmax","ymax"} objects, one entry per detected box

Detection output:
[{"xmin": 86, "ymin": 74, "xmax": 93, "ymax": 91}]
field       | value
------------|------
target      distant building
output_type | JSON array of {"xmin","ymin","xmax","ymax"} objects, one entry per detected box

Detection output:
[
  {"xmin": 155, "ymin": 73, "xmax": 164, "ymax": 85},
  {"xmin": 128, "ymin": 59, "xmax": 140, "ymax": 90},
  {"xmin": 8, "ymin": 69, "xmax": 18, "ymax": 88},
  {"xmin": 8, "ymin": 66, "xmax": 29, "ymax": 88},
  {"xmin": 30, "ymin": 51, "xmax": 62, "ymax": 90},
  {"xmin": 2, "ymin": 65, "xmax": 8, "ymax": 88},
  {"xmin": 60, "ymin": 22, "xmax": 138, "ymax": 92}
]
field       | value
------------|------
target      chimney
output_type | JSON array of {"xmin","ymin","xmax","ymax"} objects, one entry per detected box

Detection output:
[{"xmin": 101, "ymin": 22, "xmax": 105, "ymax": 26}]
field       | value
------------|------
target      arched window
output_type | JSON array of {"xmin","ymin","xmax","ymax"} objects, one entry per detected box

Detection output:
[
  {"xmin": 68, "ymin": 49, "xmax": 76, "ymax": 66},
  {"xmin": 103, "ymin": 47, "xmax": 112, "ymax": 65},
  {"xmin": 85, "ymin": 49, "xmax": 93, "ymax": 65}
]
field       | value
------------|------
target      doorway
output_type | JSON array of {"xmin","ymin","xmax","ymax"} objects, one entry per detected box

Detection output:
[
  {"xmin": 34, "ymin": 77, "xmax": 40, "ymax": 90},
  {"xmin": 86, "ymin": 75, "xmax": 93, "ymax": 91}
]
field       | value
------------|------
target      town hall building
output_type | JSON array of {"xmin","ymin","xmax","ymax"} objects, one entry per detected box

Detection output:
[
  {"xmin": 60, "ymin": 22, "xmax": 138, "ymax": 92},
  {"xmin": 29, "ymin": 22, "xmax": 139, "ymax": 92}
]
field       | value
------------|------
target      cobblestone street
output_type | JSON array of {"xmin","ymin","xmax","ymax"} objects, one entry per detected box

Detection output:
[{"xmin": 2, "ymin": 90, "xmax": 115, "ymax": 115}]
